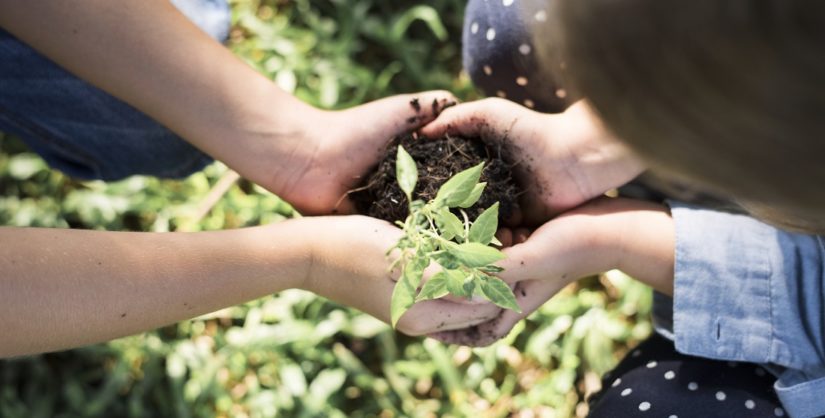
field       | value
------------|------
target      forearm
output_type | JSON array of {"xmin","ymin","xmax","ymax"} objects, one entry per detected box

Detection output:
[
  {"xmin": 0, "ymin": 0, "xmax": 318, "ymax": 190},
  {"xmin": 547, "ymin": 198, "xmax": 676, "ymax": 294},
  {"xmin": 0, "ymin": 221, "xmax": 312, "ymax": 357}
]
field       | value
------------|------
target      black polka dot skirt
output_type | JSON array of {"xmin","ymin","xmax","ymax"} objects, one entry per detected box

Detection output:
[
  {"xmin": 588, "ymin": 333, "xmax": 786, "ymax": 418},
  {"xmin": 463, "ymin": 0, "xmax": 568, "ymax": 113}
]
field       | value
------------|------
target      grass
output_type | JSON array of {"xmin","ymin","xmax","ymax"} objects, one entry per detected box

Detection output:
[{"xmin": 0, "ymin": 1, "xmax": 653, "ymax": 417}]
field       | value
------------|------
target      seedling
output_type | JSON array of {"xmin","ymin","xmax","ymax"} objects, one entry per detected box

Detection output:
[{"xmin": 389, "ymin": 146, "xmax": 521, "ymax": 326}]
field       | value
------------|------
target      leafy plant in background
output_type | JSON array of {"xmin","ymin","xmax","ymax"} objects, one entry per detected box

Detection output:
[
  {"xmin": 389, "ymin": 146, "xmax": 520, "ymax": 326},
  {"xmin": 0, "ymin": 1, "xmax": 654, "ymax": 417}
]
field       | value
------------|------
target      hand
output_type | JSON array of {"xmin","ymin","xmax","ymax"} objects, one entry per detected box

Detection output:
[
  {"xmin": 430, "ymin": 197, "xmax": 675, "ymax": 346},
  {"xmin": 421, "ymin": 99, "xmax": 645, "ymax": 225},
  {"xmin": 302, "ymin": 215, "xmax": 500, "ymax": 336},
  {"xmin": 268, "ymin": 91, "xmax": 457, "ymax": 215}
]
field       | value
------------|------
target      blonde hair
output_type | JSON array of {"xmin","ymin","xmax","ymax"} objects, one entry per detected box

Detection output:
[{"xmin": 533, "ymin": 0, "xmax": 825, "ymax": 233}]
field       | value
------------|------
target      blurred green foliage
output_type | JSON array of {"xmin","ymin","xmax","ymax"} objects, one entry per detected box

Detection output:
[{"xmin": 0, "ymin": 1, "xmax": 652, "ymax": 417}]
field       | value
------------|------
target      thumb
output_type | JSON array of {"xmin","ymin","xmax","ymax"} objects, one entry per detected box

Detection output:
[
  {"xmin": 345, "ymin": 90, "xmax": 458, "ymax": 138},
  {"xmin": 418, "ymin": 97, "xmax": 520, "ymax": 139}
]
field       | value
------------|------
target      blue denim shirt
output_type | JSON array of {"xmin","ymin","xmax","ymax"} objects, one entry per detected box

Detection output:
[{"xmin": 653, "ymin": 202, "xmax": 825, "ymax": 418}]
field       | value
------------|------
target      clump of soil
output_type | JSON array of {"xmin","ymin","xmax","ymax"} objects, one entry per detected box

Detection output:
[{"xmin": 352, "ymin": 132, "xmax": 520, "ymax": 224}]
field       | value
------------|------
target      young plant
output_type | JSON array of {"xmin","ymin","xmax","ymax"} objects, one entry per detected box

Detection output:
[{"xmin": 389, "ymin": 146, "xmax": 521, "ymax": 326}]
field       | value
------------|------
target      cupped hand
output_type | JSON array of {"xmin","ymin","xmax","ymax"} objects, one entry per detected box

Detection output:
[
  {"xmin": 304, "ymin": 214, "xmax": 501, "ymax": 336},
  {"xmin": 273, "ymin": 91, "xmax": 457, "ymax": 215},
  {"xmin": 420, "ymin": 98, "xmax": 645, "ymax": 225},
  {"xmin": 429, "ymin": 197, "xmax": 675, "ymax": 346}
]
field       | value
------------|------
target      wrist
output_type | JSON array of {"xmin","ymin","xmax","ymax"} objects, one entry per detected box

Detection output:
[
  {"xmin": 247, "ymin": 219, "xmax": 317, "ymax": 292},
  {"xmin": 558, "ymin": 101, "xmax": 646, "ymax": 195},
  {"xmin": 203, "ymin": 78, "xmax": 327, "ymax": 195},
  {"xmin": 611, "ymin": 201, "xmax": 676, "ymax": 295}
]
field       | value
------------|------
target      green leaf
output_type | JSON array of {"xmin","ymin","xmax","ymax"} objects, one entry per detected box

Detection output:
[
  {"xmin": 458, "ymin": 182, "xmax": 486, "ymax": 208},
  {"xmin": 390, "ymin": 271, "xmax": 416, "ymax": 328},
  {"xmin": 445, "ymin": 269, "xmax": 471, "ymax": 298},
  {"xmin": 434, "ymin": 163, "xmax": 484, "ymax": 207},
  {"xmin": 391, "ymin": 6, "xmax": 448, "ymax": 42},
  {"xmin": 404, "ymin": 256, "xmax": 427, "ymax": 290},
  {"xmin": 396, "ymin": 146, "xmax": 418, "ymax": 202},
  {"xmin": 390, "ymin": 257, "xmax": 427, "ymax": 327},
  {"xmin": 416, "ymin": 272, "xmax": 449, "ymax": 301},
  {"xmin": 444, "ymin": 242, "xmax": 506, "ymax": 268},
  {"xmin": 476, "ymin": 275, "xmax": 522, "ymax": 312},
  {"xmin": 462, "ymin": 274, "xmax": 477, "ymax": 297},
  {"xmin": 468, "ymin": 202, "xmax": 499, "ymax": 245},
  {"xmin": 478, "ymin": 265, "xmax": 505, "ymax": 274},
  {"xmin": 433, "ymin": 252, "xmax": 459, "ymax": 270},
  {"xmin": 435, "ymin": 207, "xmax": 464, "ymax": 241}
]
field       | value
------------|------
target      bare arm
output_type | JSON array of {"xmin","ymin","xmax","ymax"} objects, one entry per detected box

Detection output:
[
  {"xmin": 0, "ymin": 1, "xmax": 454, "ymax": 214},
  {"xmin": 0, "ymin": 216, "xmax": 498, "ymax": 357},
  {"xmin": 0, "ymin": 0, "xmax": 310, "ymax": 190},
  {"xmin": 0, "ymin": 221, "xmax": 311, "ymax": 357},
  {"xmin": 432, "ymin": 197, "xmax": 676, "ymax": 346}
]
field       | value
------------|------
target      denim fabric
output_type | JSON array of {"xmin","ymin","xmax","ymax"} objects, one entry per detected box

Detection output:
[
  {"xmin": 0, "ymin": 0, "xmax": 230, "ymax": 180},
  {"xmin": 654, "ymin": 202, "xmax": 825, "ymax": 418}
]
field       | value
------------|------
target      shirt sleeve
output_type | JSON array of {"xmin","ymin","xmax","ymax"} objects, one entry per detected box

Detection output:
[{"xmin": 667, "ymin": 202, "xmax": 825, "ymax": 418}]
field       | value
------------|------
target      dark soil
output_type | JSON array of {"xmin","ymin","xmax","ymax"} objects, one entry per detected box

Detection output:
[{"xmin": 352, "ymin": 132, "xmax": 520, "ymax": 224}]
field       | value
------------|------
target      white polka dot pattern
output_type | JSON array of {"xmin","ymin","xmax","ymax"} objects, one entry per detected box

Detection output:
[
  {"xmin": 486, "ymin": 28, "xmax": 496, "ymax": 41},
  {"xmin": 716, "ymin": 391, "xmax": 727, "ymax": 401},
  {"xmin": 639, "ymin": 402, "xmax": 651, "ymax": 411}
]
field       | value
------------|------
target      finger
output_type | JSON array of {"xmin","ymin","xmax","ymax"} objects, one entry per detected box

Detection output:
[
  {"xmin": 398, "ymin": 298, "xmax": 501, "ymax": 336},
  {"xmin": 513, "ymin": 228, "xmax": 531, "ymax": 244},
  {"xmin": 428, "ymin": 278, "xmax": 567, "ymax": 346},
  {"xmin": 496, "ymin": 228, "xmax": 514, "ymax": 248},
  {"xmin": 419, "ymin": 98, "xmax": 516, "ymax": 139},
  {"xmin": 357, "ymin": 91, "xmax": 458, "ymax": 135}
]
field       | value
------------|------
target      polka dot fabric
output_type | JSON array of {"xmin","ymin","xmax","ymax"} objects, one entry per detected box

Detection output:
[
  {"xmin": 462, "ymin": 0, "xmax": 567, "ymax": 113},
  {"xmin": 588, "ymin": 334, "xmax": 784, "ymax": 418}
]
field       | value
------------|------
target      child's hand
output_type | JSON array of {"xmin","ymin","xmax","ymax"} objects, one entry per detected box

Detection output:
[
  {"xmin": 270, "ymin": 91, "xmax": 456, "ymax": 216},
  {"xmin": 429, "ymin": 197, "xmax": 675, "ymax": 346},
  {"xmin": 301, "ymin": 215, "xmax": 501, "ymax": 336},
  {"xmin": 421, "ymin": 99, "xmax": 645, "ymax": 225}
]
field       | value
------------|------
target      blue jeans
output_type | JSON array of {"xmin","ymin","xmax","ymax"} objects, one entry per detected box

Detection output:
[{"xmin": 0, "ymin": 0, "xmax": 230, "ymax": 180}]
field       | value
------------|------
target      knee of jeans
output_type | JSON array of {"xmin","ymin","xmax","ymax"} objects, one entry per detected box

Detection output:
[
  {"xmin": 2, "ymin": 115, "xmax": 213, "ymax": 181},
  {"xmin": 170, "ymin": 0, "xmax": 232, "ymax": 42}
]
